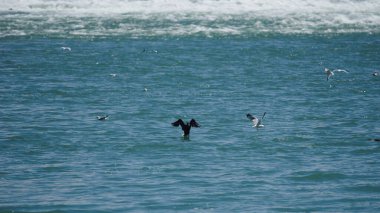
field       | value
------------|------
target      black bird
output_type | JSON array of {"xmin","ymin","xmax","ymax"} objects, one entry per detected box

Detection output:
[{"xmin": 172, "ymin": 119, "xmax": 200, "ymax": 137}]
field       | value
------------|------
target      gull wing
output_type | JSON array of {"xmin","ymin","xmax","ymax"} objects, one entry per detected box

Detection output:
[
  {"xmin": 172, "ymin": 119, "xmax": 185, "ymax": 128},
  {"xmin": 333, "ymin": 69, "xmax": 349, "ymax": 73},
  {"xmin": 246, "ymin": 113, "xmax": 255, "ymax": 121},
  {"xmin": 247, "ymin": 114, "xmax": 259, "ymax": 126},
  {"xmin": 190, "ymin": 119, "xmax": 200, "ymax": 127},
  {"xmin": 261, "ymin": 112, "xmax": 267, "ymax": 120}
]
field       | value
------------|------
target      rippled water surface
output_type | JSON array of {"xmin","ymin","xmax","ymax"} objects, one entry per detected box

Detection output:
[{"xmin": 1, "ymin": 0, "xmax": 380, "ymax": 212}]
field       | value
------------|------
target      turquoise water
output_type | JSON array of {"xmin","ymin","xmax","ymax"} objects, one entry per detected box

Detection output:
[{"xmin": 1, "ymin": 0, "xmax": 380, "ymax": 212}]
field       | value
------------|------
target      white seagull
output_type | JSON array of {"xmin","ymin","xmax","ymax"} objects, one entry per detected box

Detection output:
[
  {"xmin": 247, "ymin": 112, "xmax": 266, "ymax": 128},
  {"xmin": 324, "ymin": 68, "xmax": 349, "ymax": 81},
  {"xmin": 61, "ymin": 46, "xmax": 71, "ymax": 51}
]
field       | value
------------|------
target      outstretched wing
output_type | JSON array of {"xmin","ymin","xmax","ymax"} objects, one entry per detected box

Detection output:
[
  {"xmin": 247, "ymin": 113, "xmax": 259, "ymax": 126},
  {"xmin": 190, "ymin": 119, "xmax": 200, "ymax": 127},
  {"xmin": 246, "ymin": 113, "xmax": 256, "ymax": 121},
  {"xmin": 333, "ymin": 69, "xmax": 349, "ymax": 73},
  {"xmin": 261, "ymin": 112, "xmax": 267, "ymax": 120},
  {"xmin": 172, "ymin": 119, "xmax": 185, "ymax": 128}
]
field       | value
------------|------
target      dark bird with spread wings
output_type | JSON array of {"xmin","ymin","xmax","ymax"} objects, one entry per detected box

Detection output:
[{"xmin": 172, "ymin": 119, "xmax": 200, "ymax": 137}]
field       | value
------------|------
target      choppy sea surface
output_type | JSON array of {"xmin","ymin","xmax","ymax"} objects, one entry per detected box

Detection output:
[{"xmin": 1, "ymin": 0, "xmax": 380, "ymax": 212}]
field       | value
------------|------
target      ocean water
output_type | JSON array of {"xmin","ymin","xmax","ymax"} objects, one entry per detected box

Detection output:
[{"xmin": 1, "ymin": 0, "xmax": 380, "ymax": 212}]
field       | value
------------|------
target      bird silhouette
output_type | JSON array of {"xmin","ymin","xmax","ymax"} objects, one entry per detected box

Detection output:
[{"xmin": 172, "ymin": 119, "xmax": 200, "ymax": 137}]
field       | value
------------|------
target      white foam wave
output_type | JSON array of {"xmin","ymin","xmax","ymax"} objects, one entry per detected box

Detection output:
[
  {"xmin": 2, "ymin": 0, "xmax": 380, "ymax": 15},
  {"xmin": 1, "ymin": 0, "xmax": 380, "ymax": 37}
]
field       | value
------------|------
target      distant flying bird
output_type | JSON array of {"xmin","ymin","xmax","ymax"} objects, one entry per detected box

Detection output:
[
  {"xmin": 61, "ymin": 46, "xmax": 71, "ymax": 51},
  {"xmin": 172, "ymin": 119, "xmax": 200, "ymax": 137},
  {"xmin": 247, "ymin": 112, "xmax": 266, "ymax": 128},
  {"xmin": 109, "ymin": 73, "xmax": 117, "ymax": 77},
  {"xmin": 324, "ymin": 68, "xmax": 349, "ymax": 81},
  {"xmin": 97, "ymin": 115, "xmax": 109, "ymax": 120}
]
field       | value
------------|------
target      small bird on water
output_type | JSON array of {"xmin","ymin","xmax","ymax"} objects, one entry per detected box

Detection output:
[
  {"xmin": 247, "ymin": 112, "xmax": 266, "ymax": 128},
  {"xmin": 97, "ymin": 115, "xmax": 109, "ymax": 120},
  {"xmin": 172, "ymin": 118, "xmax": 200, "ymax": 137},
  {"xmin": 61, "ymin": 46, "xmax": 71, "ymax": 51}
]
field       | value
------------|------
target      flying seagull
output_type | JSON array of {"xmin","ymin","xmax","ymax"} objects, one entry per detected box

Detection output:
[
  {"xmin": 61, "ymin": 46, "xmax": 71, "ymax": 51},
  {"xmin": 97, "ymin": 115, "xmax": 109, "ymax": 120},
  {"xmin": 247, "ymin": 112, "xmax": 266, "ymax": 128},
  {"xmin": 172, "ymin": 118, "xmax": 200, "ymax": 137},
  {"xmin": 324, "ymin": 68, "xmax": 349, "ymax": 81}
]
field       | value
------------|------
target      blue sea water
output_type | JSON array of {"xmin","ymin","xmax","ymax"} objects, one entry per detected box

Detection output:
[{"xmin": 1, "ymin": 0, "xmax": 380, "ymax": 212}]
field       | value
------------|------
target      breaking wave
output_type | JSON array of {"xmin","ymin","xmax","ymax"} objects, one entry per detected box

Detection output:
[{"xmin": 1, "ymin": 0, "xmax": 380, "ymax": 37}]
